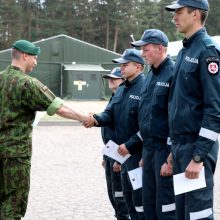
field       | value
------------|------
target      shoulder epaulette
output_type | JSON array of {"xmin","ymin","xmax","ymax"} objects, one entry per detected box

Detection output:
[{"xmin": 203, "ymin": 38, "xmax": 215, "ymax": 47}]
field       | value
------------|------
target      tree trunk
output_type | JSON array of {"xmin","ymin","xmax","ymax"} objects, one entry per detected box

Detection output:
[
  {"xmin": 106, "ymin": 15, "xmax": 109, "ymax": 50},
  {"xmin": 113, "ymin": 24, "xmax": 118, "ymax": 52},
  {"xmin": 27, "ymin": 1, "xmax": 32, "ymax": 39}
]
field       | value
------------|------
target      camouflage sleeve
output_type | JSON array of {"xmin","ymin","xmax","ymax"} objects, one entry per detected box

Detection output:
[
  {"xmin": 21, "ymin": 77, "xmax": 64, "ymax": 115},
  {"xmin": 47, "ymin": 97, "xmax": 64, "ymax": 116}
]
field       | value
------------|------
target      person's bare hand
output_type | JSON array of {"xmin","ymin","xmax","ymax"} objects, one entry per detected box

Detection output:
[
  {"xmin": 139, "ymin": 158, "xmax": 143, "ymax": 167},
  {"xmin": 88, "ymin": 112, "xmax": 93, "ymax": 117},
  {"xmin": 118, "ymin": 144, "xmax": 129, "ymax": 157},
  {"xmin": 101, "ymin": 160, "xmax": 105, "ymax": 168},
  {"xmin": 160, "ymin": 153, "xmax": 173, "ymax": 177},
  {"xmin": 160, "ymin": 162, "xmax": 172, "ymax": 177},
  {"xmin": 113, "ymin": 162, "xmax": 121, "ymax": 172},
  {"xmin": 185, "ymin": 160, "xmax": 203, "ymax": 179},
  {"xmin": 82, "ymin": 115, "xmax": 95, "ymax": 128}
]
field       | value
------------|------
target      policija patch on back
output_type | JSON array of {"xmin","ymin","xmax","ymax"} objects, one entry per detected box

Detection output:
[{"xmin": 206, "ymin": 57, "xmax": 219, "ymax": 75}]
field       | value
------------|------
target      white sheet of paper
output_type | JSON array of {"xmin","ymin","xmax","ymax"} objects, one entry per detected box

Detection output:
[
  {"xmin": 32, "ymin": 111, "xmax": 46, "ymax": 127},
  {"xmin": 102, "ymin": 140, "xmax": 131, "ymax": 164},
  {"xmin": 128, "ymin": 167, "xmax": 143, "ymax": 190},
  {"xmin": 173, "ymin": 167, "xmax": 206, "ymax": 195}
]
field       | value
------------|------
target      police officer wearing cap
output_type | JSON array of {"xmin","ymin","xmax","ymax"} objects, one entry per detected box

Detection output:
[
  {"xmin": 165, "ymin": 0, "xmax": 220, "ymax": 219},
  {"xmin": 0, "ymin": 39, "xmax": 91, "ymax": 219},
  {"xmin": 131, "ymin": 29, "xmax": 175, "ymax": 220},
  {"xmin": 101, "ymin": 67, "xmax": 129, "ymax": 220},
  {"xmin": 85, "ymin": 49, "xmax": 145, "ymax": 220}
]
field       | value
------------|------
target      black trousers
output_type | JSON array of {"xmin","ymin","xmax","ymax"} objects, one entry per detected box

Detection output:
[
  {"xmin": 105, "ymin": 157, "xmax": 129, "ymax": 220},
  {"xmin": 171, "ymin": 141, "xmax": 218, "ymax": 220}
]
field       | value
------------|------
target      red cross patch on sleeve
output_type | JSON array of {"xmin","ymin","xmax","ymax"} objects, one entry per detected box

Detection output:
[{"xmin": 206, "ymin": 57, "xmax": 219, "ymax": 75}]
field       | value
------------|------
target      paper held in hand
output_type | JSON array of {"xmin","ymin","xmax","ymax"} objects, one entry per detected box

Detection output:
[
  {"xmin": 128, "ymin": 167, "xmax": 143, "ymax": 190},
  {"xmin": 173, "ymin": 167, "xmax": 206, "ymax": 195},
  {"xmin": 102, "ymin": 140, "xmax": 131, "ymax": 164}
]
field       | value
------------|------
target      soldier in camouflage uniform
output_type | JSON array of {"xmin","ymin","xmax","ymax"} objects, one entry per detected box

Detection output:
[{"xmin": 0, "ymin": 40, "xmax": 91, "ymax": 220}]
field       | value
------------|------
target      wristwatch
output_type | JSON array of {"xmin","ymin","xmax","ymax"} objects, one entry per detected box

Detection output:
[{"xmin": 192, "ymin": 154, "xmax": 204, "ymax": 163}]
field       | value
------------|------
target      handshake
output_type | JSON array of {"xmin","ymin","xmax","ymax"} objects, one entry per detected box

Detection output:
[{"xmin": 82, "ymin": 113, "xmax": 98, "ymax": 128}]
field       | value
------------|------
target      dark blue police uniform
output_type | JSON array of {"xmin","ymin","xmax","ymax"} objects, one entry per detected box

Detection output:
[
  {"xmin": 168, "ymin": 28, "xmax": 220, "ymax": 220},
  {"xmin": 94, "ymin": 73, "xmax": 145, "ymax": 220},
  {"xmin": 139, "ymin": 57, "xmax": 175, "ymax": 220},
  {"xmin": 101, "ymin": 95, "xmax": 129, "ymax": 220},
  {"xmin": 131, "ymin": 28, "xmax": 176, "ymax": 220}
]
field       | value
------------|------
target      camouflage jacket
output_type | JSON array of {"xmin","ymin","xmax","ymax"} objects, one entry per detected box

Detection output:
[{"xmin": 0, "ymin": 65, "xmax": 63, "ymax": 158}]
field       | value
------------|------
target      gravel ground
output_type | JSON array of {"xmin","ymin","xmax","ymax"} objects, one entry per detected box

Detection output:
[{"xmin": 21, "ymin": 101, "xmax": 220, "ymax": 219}]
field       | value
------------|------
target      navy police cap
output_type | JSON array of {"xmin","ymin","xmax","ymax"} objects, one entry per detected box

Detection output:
[
  {"xmin": 165, "ymin": 0, "xmax": 209, "ymax": 11},
  {"xmin": 131, "ymin": 29, "xmax": 169, "ymax": 47},
  {"xmin": 12, "ymin": 40, "xmax": 41, "ymax": 55},
  {"xmin": 103, "ymin": 67, "xmax": 123, "ymax": 79},
  {"xmin": 112, "ymin": 49, "xmax": 145, "ymax": 65}
]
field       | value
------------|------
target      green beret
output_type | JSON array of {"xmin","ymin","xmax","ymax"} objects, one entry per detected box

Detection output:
[{"xmin": 12, "ymin": 40, "xmax": 41, "ymax": 55}]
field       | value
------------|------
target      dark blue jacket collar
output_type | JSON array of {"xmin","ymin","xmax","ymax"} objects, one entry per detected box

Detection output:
[
  {"xmin": 182, "ymin": 27, "xmax": 207, "ymax": 48},
  {"xmin": 151, "ymin": 56, "xmax": 173, "ymax": 75},
  {"xmin": 124, "ymin": 73, "xmax": 145, "ymax": 87}
]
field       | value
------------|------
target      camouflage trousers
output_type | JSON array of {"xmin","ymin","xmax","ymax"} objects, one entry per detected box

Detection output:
[{"xmin": 0, "ymin": 157, "xmax": 31, "ymax": 220}]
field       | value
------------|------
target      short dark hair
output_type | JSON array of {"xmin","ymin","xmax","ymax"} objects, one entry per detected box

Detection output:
[{"xmin": 187, "ymin": 7, "xmax": 208, "ymax": 24}]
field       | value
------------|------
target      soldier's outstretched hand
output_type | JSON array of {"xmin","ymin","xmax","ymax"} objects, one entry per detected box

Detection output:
[{"xmin": 82, "ymin": 114, "xmax": 98, "ymax": 128}]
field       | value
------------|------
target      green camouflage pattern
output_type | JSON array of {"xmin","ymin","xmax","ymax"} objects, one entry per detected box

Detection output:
[
  {"xmin": 0, "ymin": 65, "xmax": 55, "ymax": 158},
  {"xmin": 0, "ymin": 157, "xmax": 31, "ymax": 219}
]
